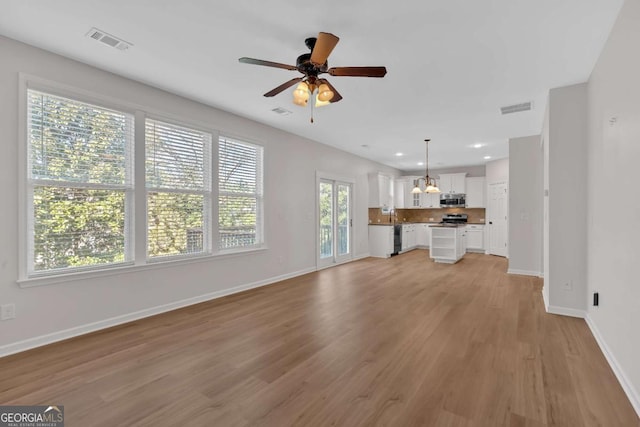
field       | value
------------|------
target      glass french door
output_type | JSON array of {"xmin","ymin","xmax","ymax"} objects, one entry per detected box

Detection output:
[{"xmin": 318, "ymin": 179, "xmax": 352, "ymax": 268}]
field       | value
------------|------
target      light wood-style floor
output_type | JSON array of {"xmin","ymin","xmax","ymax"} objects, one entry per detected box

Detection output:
[{"xmin": 1, "ymin": 251, "xmax": 638, "ymax": 426}]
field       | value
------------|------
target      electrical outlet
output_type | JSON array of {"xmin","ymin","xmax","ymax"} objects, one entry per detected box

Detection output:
[{"xmin": 1, "ymin": 303, "xmax": 15, "ymax": 320}]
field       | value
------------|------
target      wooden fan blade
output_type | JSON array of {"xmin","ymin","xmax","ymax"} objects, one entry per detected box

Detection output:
[
  {"xmin": 263, "ymin": 77, "xmax": 303, "ymax": 97},
  {"xmin": 310, "ymin": 32, "xmax": 340, "ymax": 66},
  {"xmin": 328, "ymin": 66, "xmax": 387, "ymax": 77},
  {"xmin": 239, "ymin": 57, "xmax": 297, "ymax": 71},
  {"xmin": 320, "ymin": 80, "xmax": 343, "ymax": 103}
]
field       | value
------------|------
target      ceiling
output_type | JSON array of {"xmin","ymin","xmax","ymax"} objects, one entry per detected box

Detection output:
[{"xmin": 0, "ymin": 0, "xmax": 623, "ymax": 171}]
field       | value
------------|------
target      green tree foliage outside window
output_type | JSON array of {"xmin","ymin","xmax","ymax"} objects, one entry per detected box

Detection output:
[{"xmin": 28, "ymin": 91, "xmax": 132, "ymax": 273}]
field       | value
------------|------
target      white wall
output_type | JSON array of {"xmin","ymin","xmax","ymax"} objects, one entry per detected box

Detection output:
[
  {"xmin": 545, "ymin": 83, "xmax": 588, "ymax": 316},
  {"xmin": 485, "ymin": 158, "xmax": 509, "ymax": 185},
  {"xmin": 508, "ymin": 135, "xmax": 543, "ymax": 276},
  {"xmin": 403, "ymin": 164, "xmax": 487, "ymax": 178},
  {"xmin": 542, "ymin": 103, "xmax": 550, "ymax": 307},
  {"xmin": 587, "ymin": 0, "xmax": 640, "ymax": 413},
  {"xmin": 0, "ymin": 36, "xmax": 399, "ymax": 354}
]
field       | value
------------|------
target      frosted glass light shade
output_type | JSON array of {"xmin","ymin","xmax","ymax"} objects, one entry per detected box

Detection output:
[{"xmin": 317, "ymin": 83, "xmax": 334, "ymax": 102}]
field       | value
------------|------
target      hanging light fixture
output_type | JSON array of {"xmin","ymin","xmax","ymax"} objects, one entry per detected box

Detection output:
[{"xmin": 412, "ymin": 139, "xmax": 441, "ymax": 194}]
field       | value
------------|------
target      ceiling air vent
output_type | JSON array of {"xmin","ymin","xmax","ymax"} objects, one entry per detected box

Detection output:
[
  {"xmin": 500, "ymin": 102, "xmax": 532, "ymax": 115},
  {"xmin": 86, "ymin": 28, "xmax": 132, "ymax": 51},
  {"xmin": 271, "ymin": 107, "xmax": 292, "ymax": 116}
]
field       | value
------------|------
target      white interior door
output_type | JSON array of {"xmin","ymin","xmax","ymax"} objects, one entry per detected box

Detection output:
[
  {"xmin": 488, "ymin": 182, "xmax": 508, "ymax": 257},
  {"xmin": 318, "ymin": 179, "xmax": 353, "ymax": 268}
]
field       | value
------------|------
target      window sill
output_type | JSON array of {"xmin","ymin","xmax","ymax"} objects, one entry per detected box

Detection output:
[{"xmin": 17, "ymin": 245, "xmax": 268, "ymax": 288}]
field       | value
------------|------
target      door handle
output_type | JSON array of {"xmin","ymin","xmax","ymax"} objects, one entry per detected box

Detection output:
[{"xmin": 350, "ymin": 219, "xmax": 353, "ymax": 227}]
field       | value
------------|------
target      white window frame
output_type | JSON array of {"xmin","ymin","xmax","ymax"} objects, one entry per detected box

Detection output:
[
  {"xmin": 218, "ymin": 135, "xmax": 265, "ymax": 251},
  {"xmin": 144, "ymin": 117, "xmax": 214, "ymax": 262},
  {"xmin": 21, "ymin": 81, "xmax": 137, "ymax": 279},
  {"xmin": 17, "ymin": 75, "xmax": 266, "ymax": 288}
]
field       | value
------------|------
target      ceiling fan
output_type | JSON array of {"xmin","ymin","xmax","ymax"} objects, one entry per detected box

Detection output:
[{"xmin": 239, "ymin": 32, "xmax": 387, "ymax": 113}]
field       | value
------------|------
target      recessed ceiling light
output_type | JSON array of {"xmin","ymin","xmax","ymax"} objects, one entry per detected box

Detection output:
[
  {"xmin": 417, "ymin": 162, "xmax": 424, "ymax": 166},
  {"xmin": 473, "ymin": 143, "xmax": 483, "ymax": 148},
  {"xmin": 395, "ymin": 152, "xmax": 403, "ymax": 156},
  {"xmin": 484, "ymin": 155, "xmax": 492, "ymax": 160}
]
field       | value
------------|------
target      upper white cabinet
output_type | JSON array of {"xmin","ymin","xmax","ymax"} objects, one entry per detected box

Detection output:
[
  {"xmin": 394, "ymin": 178, "xmax": 407, "ymax": 208},
  {"xmin": 438, "ymin": 173, "xmax": 467, "ymax": 194},
  {"xmin": 400, "ymin": 176, "xmax": 440, "ymax": 208},
  {"xmin": 465, "ymin": 177, "xmax": 486, "ymax": 208},
  {"xmin": 424, "ymin": 184, "xmax": 441, "ymax": 208},
  {"xmin": 368, "ymin": 173, "xmax": 393, "ymax": 208}
]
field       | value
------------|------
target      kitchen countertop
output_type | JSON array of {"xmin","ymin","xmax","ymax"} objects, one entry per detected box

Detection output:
[{"xmin": 369, "ymin": 222, "xmax": 485, "ymax": 226}]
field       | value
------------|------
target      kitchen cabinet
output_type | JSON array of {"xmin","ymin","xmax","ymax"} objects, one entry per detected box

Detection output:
[
  {"xmin": 402, "ymin": 176, "xmax": 423, "ymax": 208},
  {"xmin": 438, "ymin": 173, "xmax": 467, "ymax": 194},
  {"xmin": 416, "ymin": 224, "xmax": 430, "ymax": 247},
  {"xmin": 424, "ymin": 190, "xmax": 441, "ymax": 208},
  {"xmin": 430, "ymin": 225, "xmax": 466, "ymax": 263},
  {"xmin": 368, "ymin": 173, "xmax": 393, "ymax": 208},
  {"xmin": 402, "ymin": 176, "xmax": 441, "ymax": 208},
  {"xmin": 465, "ymin": 224, "xmax": 485, "ymax": 252},
  {"xmin": 394, "ymin": 178, "xmax": 407, "ymax": 208},
  {"xmin": 465, "ymin": 177, "xmax": 485, "ymax": 208},
  {"xmin": 401, "ymin": 224, "xmax": 416, "ymax": 251},
  {"xmin": 368, "ymin": 225, "xmax": 394, "ymax": 258}
]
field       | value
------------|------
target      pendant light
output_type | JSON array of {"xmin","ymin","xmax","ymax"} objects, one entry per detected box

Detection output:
[{"xmin": 412, "ymin": 139, "xmax": 440, "ymax": 194}]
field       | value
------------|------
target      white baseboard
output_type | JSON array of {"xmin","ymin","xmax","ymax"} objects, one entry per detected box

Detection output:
[
  {"xmin": 585, "ymin": 315, "xmax": 640, "ymax": 418},
  {"xmin": 316, "ymin": 254, "xmax": 370, "ymax": 271},
  {"xmin": 353, "ymin": 253, "xmax": 370, "ymax": 261},
  {"xmin": 507, "ymin": 268, "xmax": 542, "ymax": 277},
  {"xmin": 546, "ymin": 305, "xmax": 586, "ymax": 318},
  {"xmin": 542, "ymin": 288, "xmax": 549, "ymax": 311},
  {"xmin": 0, "ymin": 267, "xmax": 316, "ymax": 358}
]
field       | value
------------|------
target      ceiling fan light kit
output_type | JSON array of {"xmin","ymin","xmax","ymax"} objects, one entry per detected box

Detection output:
[{"xmin": 239, "ymin": 32, "xmax": 386, "ymax": 122}]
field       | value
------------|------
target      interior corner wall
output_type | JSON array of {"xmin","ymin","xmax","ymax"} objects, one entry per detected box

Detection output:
[
  {"xmin": 586, "ymin": 0, "xmax": 640, "ymax": 413},
  {"xmin": 545, "ymin": 83, "xmax": 588, "ymax": 316},
  {"xmin": 485, "ymin": 158, "xmax": 509, "ymax": 185},
  {"xmin": 0, "ymin": 35, "xmax": 400, "ymax": 354},
  {"xmin": 542, "ymin": 102, "xmax": 550, "ymax": 308},
  {"xmin": 508, "ymin": 135, "xmax": 542, "ymax": 276}
]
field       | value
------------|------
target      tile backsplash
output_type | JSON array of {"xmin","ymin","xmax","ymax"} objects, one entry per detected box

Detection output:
[{"xmin": 368, "ymin": 207, "xmax": 486, "ymax": 224}]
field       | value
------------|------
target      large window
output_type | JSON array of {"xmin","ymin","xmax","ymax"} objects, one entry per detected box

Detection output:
[
  {"xmin": 219, "ymin": 137, "xmax": 263, "ymax": 250},
  {"xmin": 26, "ymin": 90, "xmax": 134, "ymax": 275},
  {"xmin": 145, "ymin": 119, "xmax": 211, "ymax": 259},
  {"xmin": 24, "ymin": 87, "xmax": 264, "ymax": 281}
]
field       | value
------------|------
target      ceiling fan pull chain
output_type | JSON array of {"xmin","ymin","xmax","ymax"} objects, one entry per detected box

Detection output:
[{"xmin": 310, "ymin": 94, "xmax": 315, "ymax": 123}]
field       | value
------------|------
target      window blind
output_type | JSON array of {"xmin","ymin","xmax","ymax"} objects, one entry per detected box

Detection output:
[
  {"xmin": 218, "ymin": 136, "xmax": 263, "ymax": 250},
  {"xmin": 145, "ymin": 119, "xmax": 211, "ymax": 259},
  {"xmin": 27, "ymin": 90, "xmax": 134, "ymax": 275}
]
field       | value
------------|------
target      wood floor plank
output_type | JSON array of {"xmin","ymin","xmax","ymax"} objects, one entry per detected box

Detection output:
[{"xmin": 1, "ymin": 251, "xmax": 637, "ymax": 426}]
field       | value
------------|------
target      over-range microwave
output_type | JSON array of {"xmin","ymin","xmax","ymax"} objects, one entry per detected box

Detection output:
[{"xmin": 440, "ymin": 193, "xmax": 466, "ymax": 208}]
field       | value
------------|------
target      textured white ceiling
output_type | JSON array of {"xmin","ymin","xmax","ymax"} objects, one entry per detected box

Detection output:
[{"xmin": 0, "ymin": 0, "xmax": 623, "ymax": 171}]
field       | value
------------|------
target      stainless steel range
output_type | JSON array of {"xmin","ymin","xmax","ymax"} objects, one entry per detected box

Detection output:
[{"xmin": 441, "ymin": 213, "xmax": 468, "ymax": 224}]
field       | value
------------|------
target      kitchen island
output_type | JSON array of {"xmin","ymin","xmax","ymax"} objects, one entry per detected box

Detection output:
[{"xmin": 429, "ymin": 224, "xmax": 466, "ymax": 263}]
